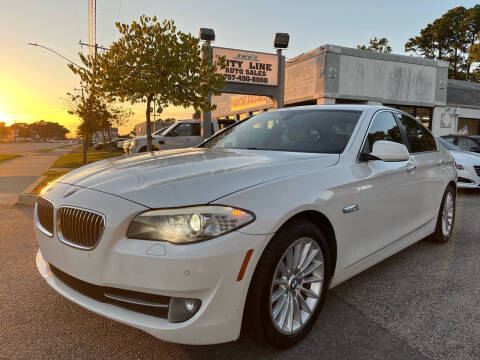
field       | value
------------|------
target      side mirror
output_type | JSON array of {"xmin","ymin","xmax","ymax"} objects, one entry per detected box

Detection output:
[{"xmin": 371, "ymin": 140, "xmax": 410, "ymax": 162}]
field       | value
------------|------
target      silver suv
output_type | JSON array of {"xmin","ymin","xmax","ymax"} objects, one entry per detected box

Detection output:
[{"xmin": 129, "ymin": 119, "xmax": 236, "ymax": 153}]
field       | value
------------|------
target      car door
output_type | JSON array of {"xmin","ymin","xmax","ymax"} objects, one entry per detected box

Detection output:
[
  {"xmin": 396, "ymin": 113, "xmax": 446, "ymax": 226},
  {"xmin": 344, "ymin": 111, "xmax": 419, "ymax": 266}
]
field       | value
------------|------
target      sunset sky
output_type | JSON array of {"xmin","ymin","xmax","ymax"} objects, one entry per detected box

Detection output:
[{"xmin": 0, "ymin": 0, "xmax": 474, "ymax": 136}]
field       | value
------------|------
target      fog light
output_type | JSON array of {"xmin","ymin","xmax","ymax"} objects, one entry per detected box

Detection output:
[{"xmin": 168, "ymin": 297, "xmax": 201, "ymax": 323}]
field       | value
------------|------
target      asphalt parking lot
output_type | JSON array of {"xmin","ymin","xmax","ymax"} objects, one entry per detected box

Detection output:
[{"xmin": 0, "ymin": 191, "xmax": 479, "ymax": 360}]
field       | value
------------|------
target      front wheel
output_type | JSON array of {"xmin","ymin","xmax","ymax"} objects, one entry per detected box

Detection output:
[
  {"xmin": 430, "ymin": 185, "xmax": 456, "ymax": 243},
  {"xmin": 244, "ymin": 220, "xmax": 331, "ymax": 349}
]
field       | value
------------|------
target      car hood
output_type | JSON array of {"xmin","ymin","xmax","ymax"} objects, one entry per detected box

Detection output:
[
  {"xmin": 57, "ymin": 148, "xmax": 339, "ymax": 208},
  {"xmin": 450, "ymin": 150, "xmax": 480, "ymax": 166}
]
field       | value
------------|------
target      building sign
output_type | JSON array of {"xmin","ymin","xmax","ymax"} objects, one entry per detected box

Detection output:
[
  {"xmin": 213, "ymin": 47, "xmax": 278, "ymax": 86},
  {"xmin": 230, "ymin": 95, "xmax": 267, "ymax": 112}
]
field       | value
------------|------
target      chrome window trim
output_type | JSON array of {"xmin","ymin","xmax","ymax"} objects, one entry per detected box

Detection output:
[
  {"xmin": 56, "ymin": 205, "xmax": 106, "ymax": 251},
  {"xmin": 34, "ymin": 197, "xmax": 54, "ymax": 238}
]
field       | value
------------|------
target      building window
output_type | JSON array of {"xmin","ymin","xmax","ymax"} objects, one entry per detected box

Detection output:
[{"xmin": 385, "ymin": 105, "xmax": 433, "ymax": 130}]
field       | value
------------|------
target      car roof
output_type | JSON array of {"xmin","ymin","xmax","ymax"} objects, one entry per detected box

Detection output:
[
  {"xmin": 274, "ymin": 104, "xmax": 390, "ymax": 112},
  {"xmin": 176, "ymin": 119, "xmax": 197, "ymax": 123}
]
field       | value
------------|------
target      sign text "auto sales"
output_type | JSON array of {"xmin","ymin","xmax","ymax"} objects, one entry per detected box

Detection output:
[{"xmin": 213, "ymin": 47, "xmax": 279, "ymax": 86}]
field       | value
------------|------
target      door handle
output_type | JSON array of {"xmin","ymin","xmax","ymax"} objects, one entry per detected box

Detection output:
[{"xmin": 406, "ymin": 163, "xmax": 416, "ymax": 174}]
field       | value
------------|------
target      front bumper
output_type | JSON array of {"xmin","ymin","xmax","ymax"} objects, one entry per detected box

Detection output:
[
  {"xmin": 457, "ymin": 166, "xmax": 480, "ymax": 189},
  {"xmin": 35, "ymin": 184, "xmax": 271, "ymax": 345}
]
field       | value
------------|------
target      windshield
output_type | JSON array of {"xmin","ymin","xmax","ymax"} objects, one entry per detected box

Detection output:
[
  {"xmin": 200, "ymin": 109, "xmax": 361, "ymax": 154},
  {"xmin": 153, "ymin": 126, "xmax": 172, "ymax": 136},
  {"xmin": 437, "ymin": 137, "xmax": 462, "ymax": 151}
]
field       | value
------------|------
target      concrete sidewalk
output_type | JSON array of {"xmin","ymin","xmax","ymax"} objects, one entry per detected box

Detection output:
[{"xmin": 0, "ymin": 147, "xmax": 74, "ymax": 205}]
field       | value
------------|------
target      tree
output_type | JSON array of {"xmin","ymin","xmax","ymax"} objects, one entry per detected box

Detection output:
[
  {"xmin": 28, "ymin": 120, "xmax": 69, "ymax": 140},
  {"xmin": 70, "ymin": 16, "xmax": 226, "ymax": 151},
  {"xmin": 464, "ymin": 5, "xmax": 480, "ymax": 80},
  {"xmin": 192, "ymin": 109, "xmax": 201, "ymax": 119},
  {"xmin": 405, "ymin": 6, "xmax": 480, "ymax": 81},
  {"xmin": 10, "ymin": 123, "xmax": 31, "ymax": 138},
  {"xmin": 96, "ymin": 105, "xmax": 133, "ymax": 144},
  {"xmin": 0, "ymin": 122, "xmax": 10, "ymax": 139},
  {"xmin": 66, "ymin": 91, "xmax": 114, "ymax": 164},
  {"xmin": 357, "ymin": 37, "xmax": 392, "ymax": 53}
]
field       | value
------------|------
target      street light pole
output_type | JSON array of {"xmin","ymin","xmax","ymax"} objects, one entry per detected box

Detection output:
[
  {"xmin": 27, "ymin": 43, "xmax": 83, "ymax": 69},
  {"xmin": 199, "ymin": 28, "xmax": 215, "ymax": 140}
]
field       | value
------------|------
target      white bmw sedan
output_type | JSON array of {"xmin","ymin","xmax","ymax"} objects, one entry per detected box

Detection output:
[
  {"xmin": 35, "ymin": 105, "xmax": 456, "ymax": 349},
  {"xmin": 437, "ymin": 137, "xmax": 480, "ymax": 189}
]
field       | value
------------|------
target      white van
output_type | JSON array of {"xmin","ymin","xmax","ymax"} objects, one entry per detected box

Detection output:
[{"xmin": 129, "ymin": 119, "xmax": 236, "ymax": 153}]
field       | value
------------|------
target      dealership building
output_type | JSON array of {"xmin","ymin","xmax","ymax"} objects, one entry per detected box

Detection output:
[{"xmin": 211, "ymin": 44, "xmax": 480, "ymax": 136}]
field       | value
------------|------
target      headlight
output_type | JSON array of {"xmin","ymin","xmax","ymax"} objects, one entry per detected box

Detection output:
[
  {"xmin": 127, "ymin": 206, "xmax": 255, "ymax": 244},
  {"xmin": 455, "ymin": 162, "xmax": 464, "ymax": 170}
]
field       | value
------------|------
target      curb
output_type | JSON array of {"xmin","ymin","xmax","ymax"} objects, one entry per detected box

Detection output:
[
  {"xmin": 15, "ymin": 175, "xmax": 45, "ymax": 207},
  {"xmin": 17, "ymin": 193, "xmax": 38, "ymax": 207}
]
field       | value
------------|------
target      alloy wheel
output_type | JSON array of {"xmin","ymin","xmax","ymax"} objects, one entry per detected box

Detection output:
[
  {"xmin": 441, "ymin": 191, "xmax": 454, "ymax": 237},
  {"xmin": 269, "ymin": 237, "xmax": 324, "ymax": 335}
]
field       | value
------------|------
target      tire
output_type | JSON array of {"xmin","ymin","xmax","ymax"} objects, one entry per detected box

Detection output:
[
  {"xmin": 429, "ymin": 185, "xmax": 456, "ymax": 243},
  {"xmin": 139, "ymin": 146, "xmax": 148, "ymax": 153},
  {"xmin": 243, "ymin": 219, "xmax": 331, "ymax": 349}
]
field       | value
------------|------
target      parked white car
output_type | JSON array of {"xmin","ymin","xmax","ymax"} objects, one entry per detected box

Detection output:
[
  {"xmin": 129, "ymin": 118, "xmax": 236, "ymax": 153},
  {"xmin": 437, "ymin": 137, "xmax": 480, "ymax": 189},
  {"xmin": 35, "ymin": 105, "xmax": 456, "ymax": 349}
]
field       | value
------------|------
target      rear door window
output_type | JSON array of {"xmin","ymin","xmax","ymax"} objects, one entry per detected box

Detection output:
[
  {"xmin": 192, "ymin": 123, "xmax": 201, "ymax": 136},
  {"xmin": 397, "ymin": 113, "xmax": 436, "ymax": 153}
]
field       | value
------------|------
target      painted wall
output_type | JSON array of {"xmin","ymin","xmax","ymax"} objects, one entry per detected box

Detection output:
[{"xmin": 432, "ymin": 106, "xmax": 480, "ymax": 136}]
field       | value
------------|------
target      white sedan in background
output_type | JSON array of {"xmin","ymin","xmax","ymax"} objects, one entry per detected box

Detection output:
[
  {"xmin": 437, "ymin": 137, "xmax": 480, "ymax": 189},
  {"xmin": 34, "ymin": 105, "xmax": 456, "ymax": 349}
]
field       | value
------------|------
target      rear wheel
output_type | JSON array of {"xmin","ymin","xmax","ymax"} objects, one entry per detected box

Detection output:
[
  {"xmin": 244, "ymin": 220, "xmax": 330, "ymax": 349},
  {"xmin": 430, "ymin": 185, "xmax": 456, "ymax": 243}
]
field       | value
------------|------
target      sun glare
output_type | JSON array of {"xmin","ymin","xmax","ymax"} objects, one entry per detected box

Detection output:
[{"xmin": 0, "ymin": 111, "xmax": 13, "ymax": 126}]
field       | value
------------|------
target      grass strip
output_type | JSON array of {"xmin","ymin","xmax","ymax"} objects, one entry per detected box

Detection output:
[
  {"xmin": 0, "ymin": 154, "xmax": 21, "ymax": 163},
  {"xmin": 31, "ymin": 169, "xmax": 71, "ymax": 194},
  {"xmin": 51, "ymin": 148, "xmax": 121, "ymax": 168}
]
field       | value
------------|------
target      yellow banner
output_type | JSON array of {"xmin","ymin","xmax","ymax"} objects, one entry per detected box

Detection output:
[{"xmin": 230, "ymin": 95, "xmax": 267, "ymax": 112}]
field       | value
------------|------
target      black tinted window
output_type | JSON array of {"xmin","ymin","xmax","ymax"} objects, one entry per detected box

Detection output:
[
  {"xmin": 362, "ymin": 112, "xmax": 403, "ymax": 153},
  {"xmin": 457, "ymin": 137, "xmax": 479, "ymax": 151},
  {"xmin": 201, "ymin": 110, "xmax": 361, "ymax": 154},
  {"xmin": 172, "ymin": 124, "xmax": 193, "ymax": 136},
  {"xmin": 437, "ymin": 137, "xmax": 461, "ymax": 151},
  {"xmin": 192, "ymin": 123, "xmax": 201, "ymax": 136},
  {"xmin": 218, "ymin": 119, "xmax": 236, "ymax": 129},
  {"xmin": 397, "ymin": 114, "xmax": 436, "ymax": 153}
]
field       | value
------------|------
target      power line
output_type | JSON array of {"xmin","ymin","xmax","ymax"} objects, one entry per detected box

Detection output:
[{"xmin": 78, "ymin": 41, "xmax": 109, "ymax": 52}]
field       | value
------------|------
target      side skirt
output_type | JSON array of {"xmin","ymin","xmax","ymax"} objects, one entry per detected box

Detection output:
[{"xmin": 328, "ymin": 217, "xmax": 436, "ymax": 288}]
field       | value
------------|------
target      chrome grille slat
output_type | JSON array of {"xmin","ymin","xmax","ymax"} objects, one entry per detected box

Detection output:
[
  {"xmin": 57, "ymin": 206, "xmax": 105, "ymax": 250},
  {"xmin": 35, "ymin": 197, "xmax": 54, "ymax": 237}
]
